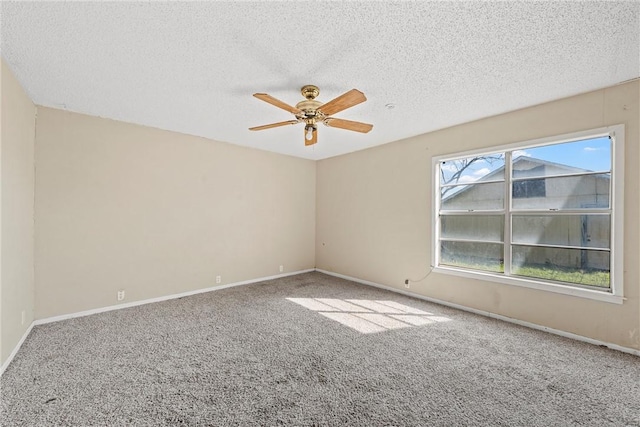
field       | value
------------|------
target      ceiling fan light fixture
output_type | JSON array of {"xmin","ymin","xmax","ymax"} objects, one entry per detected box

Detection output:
[{"xmin": 305, "ymin": 124, "xmax": 316, "ymax": 140}]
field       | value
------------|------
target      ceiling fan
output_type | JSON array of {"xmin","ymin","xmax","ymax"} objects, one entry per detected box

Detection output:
[{"xmin": 249, "ymin": 85, "xmax": 373, "ymax": 146}]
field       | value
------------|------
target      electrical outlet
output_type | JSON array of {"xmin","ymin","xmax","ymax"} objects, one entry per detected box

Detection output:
[
  {"xmin": 279, "ymin": 265, "xmax": 284, "ymax": 273},
  {"xmin": 117, "ymin": 290, "xmax": 125, "ymax": 301},
  {"xmin": 21, "ymin": 310, "xmax": 26, "ymax": 325},
  {"xmin": 216, "ymin": 275, "xmax": 221, "ymax": 284},
  {"xmin": 404, "ymin": 279, "xmax": 410, "ymax": 289}
]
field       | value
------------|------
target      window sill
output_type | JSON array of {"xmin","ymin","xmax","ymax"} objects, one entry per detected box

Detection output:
[{"xmin": 433, "ymin": 266, "xmax": 624, "ymax": 304}]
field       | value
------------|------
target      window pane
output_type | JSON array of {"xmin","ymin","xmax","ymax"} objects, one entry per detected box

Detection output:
[
  {"xmin": 512, "ymin": 137, "xmax": 611, "ymax": 179},
  {"xmin": 511, "ymin": 174, "xmax": 610, "ymax": 210},
  {"xmin": 440, "ymin": 154, "xmax": 504, "ymax": 185},
  {"xmin": 441, "ymin": 215, "xmax": 504, "ymax": 242},
  {"xmin": 440, "ymin": 241, "xmax": 503, "ymax": 273},
  {"xmin": 441, "ymin": 182, "xmax": 505, "ymax": 210},
  {"xmin": 512, "ymin": 179, "xmax": 545, "ymax": 198},
  {"xmin": 512, "ymin": 215, "xmax": 610, "ymax": 249},
  {"xmin": 512, "ymin": 245, "xmax": 610, "ymax": 288}
]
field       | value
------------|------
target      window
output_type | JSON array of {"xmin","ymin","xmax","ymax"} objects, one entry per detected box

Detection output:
[
  {"xmin": 512, "ymin": 178, "xmax": 545, "ymax": 198},
  {"xmin": 433, "ymin": 125, "xmax": 624, "ymax": 303}
]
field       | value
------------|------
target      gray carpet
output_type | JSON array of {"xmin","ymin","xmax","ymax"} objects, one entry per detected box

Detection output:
[{"xmin": 1, "ymin": 272, "xmax": 639, "ymax": 426}]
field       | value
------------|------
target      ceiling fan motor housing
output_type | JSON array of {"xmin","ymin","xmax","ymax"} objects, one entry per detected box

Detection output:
[
  {"xmin": 296, "ymin": 85, "xmax": 324, "ymax": 124},
  {"xmin": 295, "ymin": 99, "xmax": 324, "ymax": 123}
]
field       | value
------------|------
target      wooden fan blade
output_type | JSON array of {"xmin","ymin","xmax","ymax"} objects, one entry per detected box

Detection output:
[
  {"xmin": 324, "ymin": 118, "xmax": 373, "ymax": 133},
  {"xmin": 305, "ymin": 127, "xmax": 318, "ymax": 146},
  {"xmin": 249, "ymin": 120, "xmax": 299, "ymax": 131},
  {"xmin": 318, "ymin": 89, "xmax": 366, "ymax": 116},
  {"xmin": 253, "ymin": 93, "xmax": 302, "ymax": 114}
]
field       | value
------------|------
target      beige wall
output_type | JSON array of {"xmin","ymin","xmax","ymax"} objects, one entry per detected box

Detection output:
[
  {"xmin": 34, "ymin": 108, "xmax": 316, "ymax": 319},
  {"xmin": 1, "ymin": 60, "xmax": 36, "ymax": 366},
  {"xmin": 316, "ymin": 81, "xmax": 640, "ymax": 350}
]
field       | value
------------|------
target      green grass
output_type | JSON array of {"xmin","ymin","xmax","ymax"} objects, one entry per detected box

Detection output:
[
  {"xmin": 512, "ymin": 265, "xmax": 610, "ymax": 288},
  {"xmin": 442, "ymin": 260, "xmax": 610, "ymax": 288},
  {"xmin": 442, "ymin": 260, "xmax": 504, "ymax": 273}
]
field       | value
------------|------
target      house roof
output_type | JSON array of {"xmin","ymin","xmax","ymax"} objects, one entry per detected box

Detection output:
[
  {"xmin": 1, "ymin": 2, "xmax": 638, "ymax": 160},
  {"xmin": 442, "ymin": 156, "xmax": 609, "ymax": 201},
  {"xmin": 476, "ymin": 156, "xmax": 591, "ymax": 182}
]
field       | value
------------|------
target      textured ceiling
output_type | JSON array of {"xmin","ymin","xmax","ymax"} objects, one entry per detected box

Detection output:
[{"xmin": 1, "ymin": 2, "xmax": 638, "ymax": 160}]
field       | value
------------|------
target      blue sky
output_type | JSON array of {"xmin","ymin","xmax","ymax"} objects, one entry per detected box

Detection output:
[
  {"xmin": 519, "ymin": 136, "xmax": 611, "ymax": 172},
  {"xmin": 441, "ymin": 136, "xmax": 611, "ymax": 185}
]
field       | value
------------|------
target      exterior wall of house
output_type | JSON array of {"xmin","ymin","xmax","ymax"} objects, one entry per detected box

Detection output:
[
  {"xmin": 443, "ymin": 172, "xmax": 611, "ymax": 270},
  {"xmin": 316, "ymin": 80, "xmax": 640, "ymax": 350}
]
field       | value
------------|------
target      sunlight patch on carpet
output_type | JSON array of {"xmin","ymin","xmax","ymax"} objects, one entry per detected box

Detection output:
[
  {"xmin": 320, "ymin": 312, "xmax": 387, "ymax": 334},
  {"xmin": 286, "ymin": 298, "xmax": 341, "ymax": 312},
  {"xmin": 389, "ymin": 315, "xmax": 435, "ymax": 326},
  {"xmin": 315, "ymin": 298, "xmax": 373, "ymax": 312},
  {"xmin": 286, "ymin": 298, "xmax": 451, "ymax": 334}
]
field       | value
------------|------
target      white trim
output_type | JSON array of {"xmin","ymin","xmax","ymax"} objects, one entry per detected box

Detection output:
[
  {"xmin": 2, "ymin": 269, "xmax": 314, "ymax": 376},
  {"xmin": 433, "ymin": 266, "xmax": 624, "ymax": 304},
  {"xmin": 34, "ymin": 269, "xmax": 315, "ymax": 326},
  {"xmin": 504, "ymin": 151, "xmax": 513, "ymax": 276},
  {"xmin": 3, "ymin": 266, "xmax": 635, "ymax": 379},
  {"xmin": 316, "ymin": 269, "xmax": 639, "ymax": 357},
  {"xmin": 433, "ymin": 126, "xmax": 616, "ymax": 162},
  {"xmin": 431, "ymin": 155, "xmax": 441, "ymax": 271},
  {"xmin": 610, "ymin": 125, "xmax": 624, "ymax": 298},
  {"xmin": 0, "ymin": 322, "xmax": 34, "ymax": 377}
]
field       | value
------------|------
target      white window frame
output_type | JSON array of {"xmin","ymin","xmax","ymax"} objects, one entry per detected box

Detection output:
[{"xmin": 432, "ymin": 125, "xmax": 625, "ymax": 304}]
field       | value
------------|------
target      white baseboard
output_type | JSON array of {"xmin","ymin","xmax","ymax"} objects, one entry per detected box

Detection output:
[
  {"xmin": 34, "ymin": 269, "xmax": 315, "ymax": 326},
  {"xmin": 3, "ymin": 266, "xmax": 635, "ymax": 379},
  {"xmin": 316, "ymin": 269, "xmax": 640, "ymax": 357},
  {"xmin": 0, "ymin": 322, "xmax": 34, "ymax": 377},
  {"xmin": 0, "ymin": 269, "xmax": 315, "ymax": 378}
]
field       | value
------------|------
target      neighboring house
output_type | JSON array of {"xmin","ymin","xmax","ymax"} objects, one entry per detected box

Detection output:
[{"xmin": 441, "ymin": 156, "xmax": 610, "ymax": 271}]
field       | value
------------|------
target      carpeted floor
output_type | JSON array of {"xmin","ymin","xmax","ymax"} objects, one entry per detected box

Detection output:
[{"xmin": 1, "ymin": 272, "xmax": 639, "ymax": 426}]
